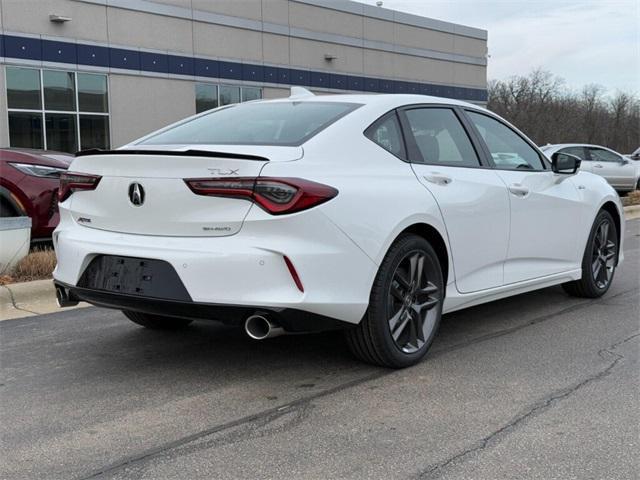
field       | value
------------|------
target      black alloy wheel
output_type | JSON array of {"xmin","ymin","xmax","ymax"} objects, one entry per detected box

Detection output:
[
  {"xmin": 563, "ymin": 209, "xmax": 618, "ymax": 298},
  {"xmin": 345, "ymin": 234, "xmax": 444, "ymax": 368}
]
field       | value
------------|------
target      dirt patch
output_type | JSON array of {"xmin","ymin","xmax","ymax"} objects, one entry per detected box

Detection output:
[{"xmin": 621, "ymin": 190, "xmax": 640, "ymax": 207}]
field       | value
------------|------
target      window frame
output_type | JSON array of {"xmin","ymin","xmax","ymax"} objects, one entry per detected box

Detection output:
[
  {"xmin": 363, "ymin": 110, "xmax": 408, "ymax": 161},
  {"xmin": 461, "ymin": 108, "xmax": 550, "ymax": 171},
  {"xmin": 397, "ymin": 104, "xmax": 487, "ymax": 168},
  {"xmin": 5, "ymin": 66, "xmax": 111, "ymax": 152}
]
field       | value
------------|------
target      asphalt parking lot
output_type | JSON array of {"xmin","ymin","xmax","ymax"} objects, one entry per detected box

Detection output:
[{"xmin": 1, "ymin": 219, "xmax": 638, "ymax": 480}]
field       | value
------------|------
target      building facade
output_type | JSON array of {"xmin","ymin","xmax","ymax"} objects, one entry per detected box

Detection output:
[{"xmin": 0, "ymin": 0, "xmax": 488, "ymax": 152}]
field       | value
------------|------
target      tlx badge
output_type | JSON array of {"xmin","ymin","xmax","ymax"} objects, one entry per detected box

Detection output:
[{"xmin": 207, "ymin": 168, "xmax": 239, "ymax": 176}]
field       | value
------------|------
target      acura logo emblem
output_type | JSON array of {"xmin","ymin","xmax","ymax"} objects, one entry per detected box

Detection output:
[{"xmin": 128, "ymin": 183, "xmax": 145, "ymax": 206}]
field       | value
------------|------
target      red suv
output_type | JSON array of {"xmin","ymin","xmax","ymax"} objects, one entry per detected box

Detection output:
[{"xmin": 1, "ymin": 149, "xmax": 72, "ymax": 240}]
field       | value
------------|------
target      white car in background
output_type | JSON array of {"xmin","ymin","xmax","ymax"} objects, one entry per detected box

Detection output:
[
  {"xmin": 53, "ymin": 90, "xmax": 624, "ymax": 368},
  {"xmin": 541, "ymin": 144, "xmax": 640, "ymax": 192}
]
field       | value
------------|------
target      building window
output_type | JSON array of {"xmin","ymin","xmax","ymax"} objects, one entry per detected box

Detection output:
[
  {"xmin": 195, "ymin": 84, "xmax": 218, "ymax": 113},
  {"xmin": 241, "ymin": 87, "xmax": 262, "ymax": 102},
  {"xmin": 220, "ymin": 85, "xmax": 240, "ymax": 106},
  {"xmin": 6, "ymin": 66, "xmax": 110, "ymax": 153},
  {"xmin": 195, "ymin": 83, "xmax": 262, "ymax": 113}
]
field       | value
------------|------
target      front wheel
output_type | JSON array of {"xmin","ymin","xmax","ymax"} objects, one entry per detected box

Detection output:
[
  {"xmin": 345, "ymin": 234, "xmax": 444, "ymax": 368},
  {"xmin": 562, "ymin": 210, "xmax": 618, "ymax": 298},
  {"xmin": 123, "ymin": 311, "xmax": 193, "ymax": 330}
]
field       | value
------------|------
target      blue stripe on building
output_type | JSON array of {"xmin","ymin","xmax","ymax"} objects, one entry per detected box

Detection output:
[{"xmin": 0, "ymin": 34, "xmax": 488, "ymax": 102}]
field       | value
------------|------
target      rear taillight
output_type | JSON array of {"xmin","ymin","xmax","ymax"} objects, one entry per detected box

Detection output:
[
  {"xmin": 59, "ymin": 172, "xmax": 102, "ymax": 202},
  {"xmin": 184, "ymin": 177, "xmax": 338, "ymax": 215}
]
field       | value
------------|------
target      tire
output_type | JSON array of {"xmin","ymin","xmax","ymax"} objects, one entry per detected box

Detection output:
[
  {"xmin": 562, "ymin": 210, "xmax": 618, "ymax": 298},
  {"xmin": 345, "ymin": 234, "xmax": 444, "ymax": 368},
  {"xmin": 0, "ymin": 197, "xmax": 18, "ymax": 217},
  {"xmin": 122, "ymin": 310, "xmax": 193, "ymax": 330}
]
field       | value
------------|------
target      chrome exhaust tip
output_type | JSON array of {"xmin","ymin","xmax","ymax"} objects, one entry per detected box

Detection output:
[
  {"xmin": 55, "ymin": 284, "xmax": 79, "ymax": 308},
  {"xmin": 244, "ymin": 313, "xmax": 285, "ymax": 340}
]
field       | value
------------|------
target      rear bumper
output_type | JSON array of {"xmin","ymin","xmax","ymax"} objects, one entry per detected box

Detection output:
[
  {"xmin": 54, "ymin": 280, "xmax": 349, "ymax": 332},
  {"xmin": 53, "ymin": 206, "xmax": 377, "ymax": 324}
]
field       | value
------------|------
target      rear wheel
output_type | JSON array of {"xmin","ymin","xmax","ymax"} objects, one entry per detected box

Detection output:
[
  {"xmin": 562, "ymin": 210, "xmax": 618, "ymax": 298},
  {"xmin": 345, "ymin": 234, "xmax": 444, "ymax": 368},
  {"xmin": 122, "ymin": 311, "xmax": 193, "ymax": 330}
]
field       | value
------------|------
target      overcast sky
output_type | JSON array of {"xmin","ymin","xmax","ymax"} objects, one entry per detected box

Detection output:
[{"xmin": 357, "ymin": 0, "xmax": 639, "ymax": 94}]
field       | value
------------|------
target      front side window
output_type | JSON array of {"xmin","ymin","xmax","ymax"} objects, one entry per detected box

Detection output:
[
  {"xmin": 140, "ymin": 101, "xmax": 360, "ymax": 146},
  {"xmin": 5, "ymin": 67, "xmax": 110, "ymax": 152},
  {"xmin": 467, "ymin": 111, "xmax": 545, "ymax": 170},
  {"xmin": 588, "ymin": 147, "xmax": 621, "ymax": 162},
  {"xmin": 404, "ymin": 108, "xmax": 480, "ymax": 167},
  {"xmin": 559, "ymin": 146, "xmax": 587, "ymax": 159},
  {"xmin": 365, "ymin": 112, "xmax": 405, "ymax": 158}
]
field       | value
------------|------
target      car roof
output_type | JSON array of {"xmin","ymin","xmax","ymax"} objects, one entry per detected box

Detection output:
[
  {"xmin": 543, "ymin": 143, "xmax": 613, "ymax": 150},
  {"xmin": 260, "ymin": 93, "xmax": 485, "ymax": 110},
  {"xmin": 131, "ymin": 92, "xmax": 493, "ymax": 148}
]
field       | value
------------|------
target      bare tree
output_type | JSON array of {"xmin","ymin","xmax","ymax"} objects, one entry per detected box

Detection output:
[{"xmin": 487, "ymin": 70, "xmax": 639, "ymax": 153}]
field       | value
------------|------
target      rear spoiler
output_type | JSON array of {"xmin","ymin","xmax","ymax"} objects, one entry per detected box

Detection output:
[{"xmin": 74, "ymin": 148, "xmax": 269, "ymax": 162}]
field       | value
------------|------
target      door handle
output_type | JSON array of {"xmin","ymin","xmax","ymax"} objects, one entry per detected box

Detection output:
[
  {"xmin": 508, "ymin": 183, "xmax": 530, "ymax": 196},
  {"xmin": 593, "ymin": 164, "xmax": 603, "ymax": 168},
  {"xmin": 423, "ymin": 173, "xmax": 452, "ymax": 185}
]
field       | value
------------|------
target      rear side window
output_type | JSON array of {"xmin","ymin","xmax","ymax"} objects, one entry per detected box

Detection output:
[
  {"xmin": 138, "ymin": 101, "xmax": 361, "ymax": 146},
  {"xmin": 588, "ymin": 147, "xmax": 621, "ymax": 162},
  {"xmin": 365, "ymin": 112, "xmax": 406, "ymax": 158},
  {"xmin": 404, "ymin": 108, "xmax": 480, "ymax": 167},
  {"xmin": 467, "ymin": 111, "xmax": 545, "ymax": 170}
]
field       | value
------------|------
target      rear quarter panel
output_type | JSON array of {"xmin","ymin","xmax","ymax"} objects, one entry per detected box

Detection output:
[{"xmin": 260, "ymin": 116, "xmax": 452, "ymax": 287}]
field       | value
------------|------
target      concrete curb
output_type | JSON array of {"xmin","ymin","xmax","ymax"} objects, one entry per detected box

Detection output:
[{"xmin": 0, "ymin": 279, "xmax": 88, "ymax": 321}]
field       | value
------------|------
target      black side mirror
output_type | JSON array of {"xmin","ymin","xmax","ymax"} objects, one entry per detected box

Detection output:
[{"xmin": 551, "ymin": 152, "xmax": 581, "ymax": 174}]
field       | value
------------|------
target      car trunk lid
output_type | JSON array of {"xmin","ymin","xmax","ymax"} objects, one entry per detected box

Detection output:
[{"xmin": 65, "ymin": 145, "xmax": 302, "ymax": 237}]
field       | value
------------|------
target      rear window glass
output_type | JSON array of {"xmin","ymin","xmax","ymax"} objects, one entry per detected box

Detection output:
[{"xmin": 138, "ymin": 101, "xmax": 361, "ymax": 146}]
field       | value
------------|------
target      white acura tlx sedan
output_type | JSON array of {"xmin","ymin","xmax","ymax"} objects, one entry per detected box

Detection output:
[{"xmin": 53, "ymin": 88, "xmax": 624, "ymax": 368}]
